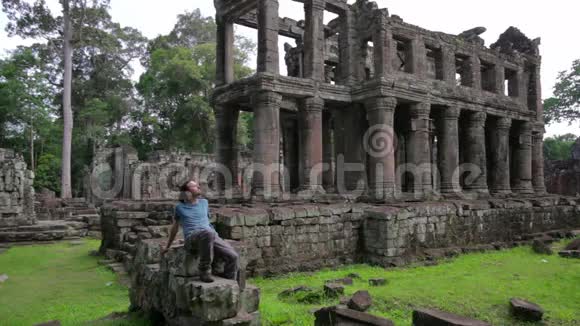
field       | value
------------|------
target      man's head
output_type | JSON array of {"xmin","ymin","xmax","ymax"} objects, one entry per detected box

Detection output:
[{"xmin": 179, "ymin": 180, "xmax": 202, "ymax": 202}]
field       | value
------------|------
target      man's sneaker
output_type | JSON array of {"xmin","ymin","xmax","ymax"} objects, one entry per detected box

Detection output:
[{"xmin": 200, "ymin": 272, "xmax": 214, "ymax": 283}]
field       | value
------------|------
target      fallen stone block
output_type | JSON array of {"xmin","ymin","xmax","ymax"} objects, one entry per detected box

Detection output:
[
  {"xmin": 326, "ymin": 277, "xmax": 353, "ymax": 285},
  {"xmin": 221, "ymin": 311, "xmax": 260, "ymax": 326},
  {"xmin": 240, "ymin": 285, "xmax": 260, "ymax": 313},
  {"xmin": 278, "ymin": 285, "xmax": 313, "ymax": 298},
  {"xmin": 368, "ymin": 278, "xmax": 387, "ymax": 286},
  {"xmin": 509, "ymin": 298, "xmax": 544, "ymax": 322},
  {"xmin": 324, "ymin": 283, "xmax": 345, "ymax": 298},
  {"xmin": 558, "ymin": 250, "xmax": 580, "ymax": 258},
  {"xmin": 347, "ymin": 290, "xmax": 372, "ymax": 312},
  {"xmin": 412, "ymin": 308, "xmax": 491, "ymax": 326},
  {"xmin": 532, "ymin": 239, "xmax": 553, "ymax": 255},
  {"xmin": 314, "ymin": 306, "xmax": 394, "ymax": 326},
  {"xmin": 564, "ymin": 238, "xmax": 580, "ymax": 251},
  {"xmin": 0, "ymin": 274, "xmax": 8, "ymax": 283}
]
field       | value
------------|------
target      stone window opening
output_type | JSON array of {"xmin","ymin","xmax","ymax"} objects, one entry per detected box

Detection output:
[
  {"xmin": 504, "ymin": 68, "xmax": 518, "ymax": 97},
  {"xmin": 425, "ymin": 45, "xmax": 443, "ymax": 80},
  {"xmin": 393, "ymin": 36, "xmax": 412, "ymax": 73},
  {"xmin": 455, "ymin": 54, "xmax": 470, "ymax": 87},
  {"xmin": 480, "ymin": 60, "xmax": 496, "ymax": 92}
]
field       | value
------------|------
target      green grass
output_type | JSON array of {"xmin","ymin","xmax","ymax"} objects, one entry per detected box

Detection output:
[
  {"xmin": 0, "ymin": 239, "xmax": 148, "ymax": 326},
  {"xmin": 252, "ymin": 239, "xmax": 580, "ymax": 326}
]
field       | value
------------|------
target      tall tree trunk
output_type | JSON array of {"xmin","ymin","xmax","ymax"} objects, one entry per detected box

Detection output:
[
  {"xmin": 61, "ymin": 0, "xmax": 73, "ymax": 198},
  {"xmin": 30, "ymin": 120, "xmax": 34, "ymax": 171}
]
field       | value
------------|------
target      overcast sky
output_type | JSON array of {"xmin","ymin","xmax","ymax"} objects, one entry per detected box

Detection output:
[{"xmin": 1, "ymin": 0, "xmax": 578, "ymax": 137}]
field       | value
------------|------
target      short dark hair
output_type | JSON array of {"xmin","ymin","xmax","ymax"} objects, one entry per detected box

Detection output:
[{"xmin": 180, "ymin": 180, "xmax": 192, "ymax": 192}]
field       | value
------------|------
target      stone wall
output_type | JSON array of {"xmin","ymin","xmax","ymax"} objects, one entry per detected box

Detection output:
[
  {"xmin": 0, "ymin": 149, "xmax": 35, "ymax": 228},
  {"xmin": 100, "ymin": 196, "xmax": 580, "ymax": 276},
  {"xmin": 86, "ymin": 146, "xmax": 252, "ymax": 204},
  {"xmin": 364, "ymin": 197, "xmax": 580, "ymax": 266}
]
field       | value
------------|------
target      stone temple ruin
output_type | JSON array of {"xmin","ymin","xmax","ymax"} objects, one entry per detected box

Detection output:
[
  {"xmin": 212, "ymin": 0, "xmax": 547, "ymax": 199},
  {"xmin": 92, "ymin": 0, "xmax": 580, "ymax": 324}
]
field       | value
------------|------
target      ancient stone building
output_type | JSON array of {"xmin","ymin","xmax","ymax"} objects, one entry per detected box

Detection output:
[
  {"xmin": 211, "ymin": 0, "xmax": 547, "ymax": 200},
  {"xmin": 0, "ymin": 148, "xmax": 35, "ymax": 228}
]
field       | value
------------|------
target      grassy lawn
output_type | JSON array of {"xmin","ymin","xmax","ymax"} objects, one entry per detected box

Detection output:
[
  {"xmin": 0, "ymin": 239, "xmax": 147, "ymax": 326},
  {"xmin": 252, "ymin": 239, "xmax": 580, "ymax": 326}
]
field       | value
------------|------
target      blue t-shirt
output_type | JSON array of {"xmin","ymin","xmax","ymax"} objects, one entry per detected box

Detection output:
[{"xmin": 174, "ymin": 199, "xmax": 213, "ymax": 239}]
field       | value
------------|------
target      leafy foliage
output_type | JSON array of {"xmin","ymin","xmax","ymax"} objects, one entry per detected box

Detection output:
[
  {"xmin": 543, "ymin": 133, "xmax": 578, "ymax": 161},
  {"xmin": 544, "ymin": 59, "xmax": 580, "ymax": 125}
]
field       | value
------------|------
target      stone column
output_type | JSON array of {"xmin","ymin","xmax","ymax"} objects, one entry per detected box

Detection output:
[
  {"xmin": 216, "ymin": 17, "xmax": 234, "ymax": 85},
  {"xmin": 322, "ymin": 110, "xmax": 334, "ymax": 191},
  {"xmin": 365, "ymin": 97, "xmax": 397, "ymax": 200},
  {"xmin": 512, "ymin": 121, "xmax": 533, "ymax": 193},
  {"xmin": 516, "ymin": 66, "xmax": 527, "ymax": 105},
  {"xmin": 489, "ymin": 117, "xmax": 511, "ymax": 194},
  {"xmin": 303, "ymin": 0, "xmax": 326, "ymax": 80},
  {"xmin": 372, "ymin": 11, "xmax": 392, "ymax": 78},
  {"xmin": 407, "ymin": 103, "xmax": 432, "ymax": 196},
  {"xmin": 437, "ymin": 107, "xmax": 460, "ymax": 194},
  {"xmin": 533, "ymin": 63, "xmax": 544, "ymax": 122},
  {"xmin": 410, "ymin": 37, "xmax": 426, "ymax": 77},
  {"xmin": 337, "ymin": 10, "xmax": 355, "ymax": 85},
  {"xmin": 251, "ymin": 91, "xmax": 282, "ymax": 197},
  {"xmin": 463, "ymin": 111, "xmax": 488, "ymax": 194},
  {"xmin": 464, "ymin": 56, "xmax": 481, "ymax": 89},
  {"xmin": 494, "ymin": 63, "xmax": 505, "ymax": 95},
  {"xmin": 215, "ymin": 104, "xmax": 240, "ymax": 191},
  {"xmin": 441, "ymin": 45, "xmax": 456, "ymax": 83},
  {"xmin": 299, "ymin": 96, "xmax": 324, "ymax": 192},
  {"xmin": 257, "ymin": 0, "xmax": 279, "ymax": 74},
  {"xmin": 532, "ymin": 127, "xmax": 547, "ymax": 194}
]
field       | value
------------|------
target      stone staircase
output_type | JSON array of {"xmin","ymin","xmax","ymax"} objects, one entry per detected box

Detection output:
[{"xmin": 0, "ymin": 198, "xmax": 102, "ymax": 243}]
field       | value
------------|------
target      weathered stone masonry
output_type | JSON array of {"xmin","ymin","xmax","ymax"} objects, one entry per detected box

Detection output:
[
  {"xmin": 101, "ymin": 197, "xmax": 580, "ymax": 276},
  {"xmin": 0, "ymin": 148, "xmax": 35, "ymax": 228},
  {"xmin": 212, "ymin": 0, "xmax": 548, "ymax": 201}
]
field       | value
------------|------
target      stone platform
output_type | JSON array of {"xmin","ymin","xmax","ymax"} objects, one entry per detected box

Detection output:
[
  {"xmin": 100, "ymin": 195, "xmax": 580, "ymax": 276},
  {"xmin": 0, "ymin": 220, "xmax": 90, "ymax": 242}
]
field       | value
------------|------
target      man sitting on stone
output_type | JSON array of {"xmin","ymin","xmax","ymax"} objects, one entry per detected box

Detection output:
[{"xmin": 161, "ymin": 180, "xmax": 239, "ymax": 283}]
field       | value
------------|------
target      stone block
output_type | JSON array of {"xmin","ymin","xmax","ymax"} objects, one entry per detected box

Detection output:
[
  {"xmin": 240, "ymin": 285, "xmax": 260, "ymax": 313},
  {"xmin": 185, "ymin": 277, "xmax": 240, "ymax": 321},
  {"xmin": 347, "ymin": 290, "xmax": 372, "ymax": 312},
  {"xmin": 314, "ymin": 306, "xmax": 394, "ymax": 326},
  {"xmin": 509, "ymin": 298, "xmax": 544, "ymax": 322},
  {"xmin": 412, "ymin": 308, "xmax": 491, "ymax": 326},
  {"xmin": 221, "ymin": 311, "xmax": 260, "ymax": 326},
  {"xmin": 270, "ymin": 207, "xmax": 295, "ymax": 221},
  {"xmin": 216, "ymin": 208, "xmax": 245, "ymax": 227},
  {"xmin": 324, "ymin": 283, "xmax": 345, "ymax": 298},
  {"xmin": 243, "ymin": 208, "xmax": 269, "ymax": 226},
  {"xmin": 162, "ymin": 246, "xmax": 200, "ymax": 277},
  {"xmin": 368, "ymin": 278, "xmax": 387, "ymax": 286}
]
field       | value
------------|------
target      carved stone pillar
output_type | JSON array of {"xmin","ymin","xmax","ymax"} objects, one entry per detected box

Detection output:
[
  {"xmin": 304, "ymin": 0, "xmax": 326, "ymax": 80},
  {"xmin": 372, "ymin": 11, "xmax": 392, "ymax": 78},
  {"xmin": 216, "ymin": 17, "xmax": 234, "ymax": 85},
  {"xmin": 463, "ymin": 111, "xmax": 488, "ymax": 193},
  {"xmin": 365, "ymin": 97, "xmax": 396, "ymax": 200},
  {"xmin": 299, "ymin": 96, "xmax": 324, "ymax": 192},
  {"xmin": 408, "ymin": 103, "xmax": 432, "ymax": 196},
  {"xmin": 252, "ymin": 91, "xmax": 282, "ymax": 197},
  {"xmin": 322, "ymin": 110, "xmax": 334, "ymax": 191},
  {"xmin": 337, "ymin": 10, "xmax": 355, "ymax": 85},
  {"xmin": 494, "ymin": 63, "xmax": 505, "ymax": 95},
  {"xmin": 512, "ymin": 121, "xmax": 533, "ymax": 193},
  {"xmin": 532, "ymin": 128, "xmax": 547, "ymax": 194},
  {"xmin": 257, "ymin": 0, "xmax": 279, "ymax": 74},
  {"xmin": 437, "ymin": 107, "xmax": 460, "ymax": 194},
  {"xmin": 411, "ymin": 37, "xmax": 426, "ymax": 77},
  {"xmin": 441, "ymin": 45, "xmax": 456, "ymax": 83},
  {"xmin": 215, "ymin": 104, "xmax": 240, "ymax": 191},
  {"xmin": 489, "ymin": 117, "xmax": 512, "ymax": 194}
]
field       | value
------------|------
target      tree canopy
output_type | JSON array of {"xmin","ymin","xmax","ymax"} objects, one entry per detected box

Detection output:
[
  {"xmin": 1, "ymin": 6, "xmax": 256, "ymax": 196},
  {"xmin": 544, "ymin": 59, "xmax": 580, "ymax": 125}
]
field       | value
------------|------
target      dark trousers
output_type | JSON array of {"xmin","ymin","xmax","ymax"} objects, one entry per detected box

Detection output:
[{"xmin": 185, "ymin": 229, "xmax": 239, "ymax": 280}]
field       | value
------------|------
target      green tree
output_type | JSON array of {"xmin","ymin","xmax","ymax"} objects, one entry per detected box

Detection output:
[
  {"xmin": 543, "ymin": 133, "xmax": 578, "ymax": 161},
  {"xmin": 135, "ymin": 9, "xmax": 255, "ymax": 157},
  {"xmin": 544, "ymin": 59, "xmax": 580, "ymax": 125},
  {"xmin": 0, "ymin": 47, "xmax": 54, "ymax": 170}
]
